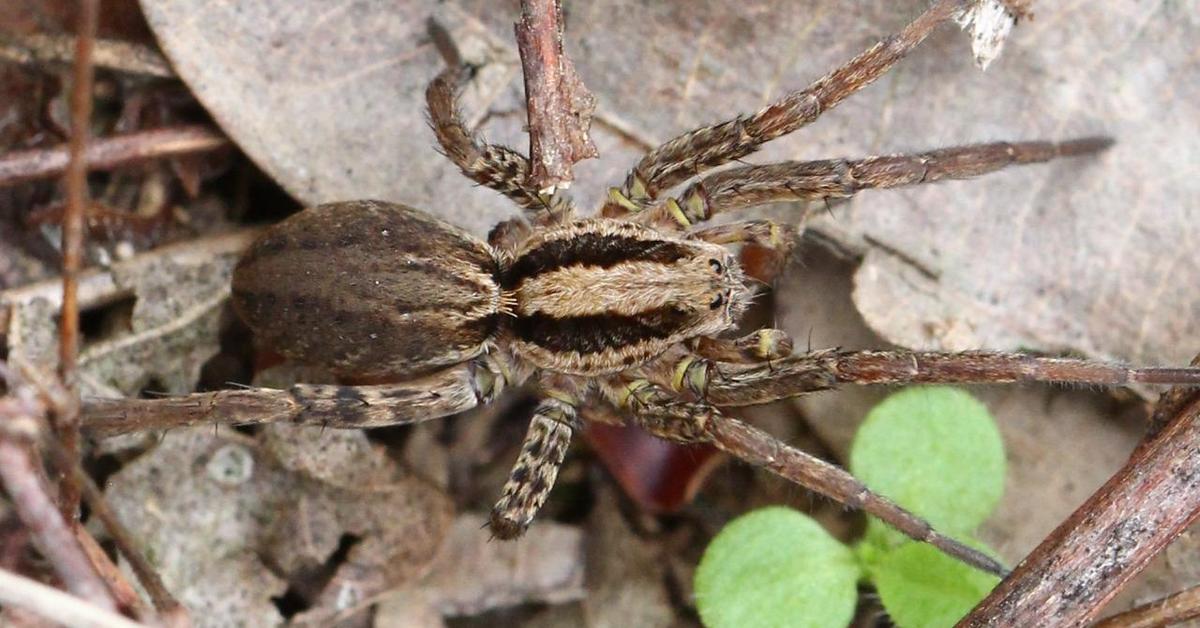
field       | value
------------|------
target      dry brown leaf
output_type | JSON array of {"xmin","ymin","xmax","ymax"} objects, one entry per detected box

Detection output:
[
  {"xmin": 373, "ymin": 513, "xmax": 585, "ymax": 622},
  {"xmin": 143, "ymin": 0, "xmax": 1198, "ymax": 374},
  {"xmin": 138, "ymin": 0, "xmax": 523, "ymax": 236},
  {"xmin": 582, "ymin": 486, "xmax": 674, "ymax": 628},
  {"xmin": 102, "ymin": 427, "xmax": 453, "ymax": 627},
  {"xmin": 1, "ymin": 229, "xmax": 258, "ymax": 398}
]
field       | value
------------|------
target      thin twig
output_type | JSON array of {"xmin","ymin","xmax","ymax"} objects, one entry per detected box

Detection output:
[
  {"xmin": 1093, "ymin": 583, "xmax": 1200, "ymax": 628},
  {"xmin": 0, "ymin": 567, "xmax": 143, "ymax": 628},
  {"xmin": 73, "ymin": 526, "xmax": 151, "ymax": 620},
  {"xmin": 2, "ymin": 361, "xmax": 177, "ymax": 622},
  {"xmin": 42, "ymin": 429, "xmax": 184, "ymax": 617},
  {"xmin": 0, "ymin": 32, "xmax": 174, "ymax": 78},
  {"xmin": 57, "ymin": 0, "xmax": 101, "ymax": 521},
  {"xmin": 960, "ymin": 358, "xmax": 1200, "ymax": 626},
  {"xmin": 0, "ymin": 435, "xmax": 115, "ymax": 611},
  {"xmin": 0, "ymin": 125, "xmax": 229, "ymax": 188},
  {"xmin": 514, "ymin": 0, "xmax": 597, "ymax": 191}
]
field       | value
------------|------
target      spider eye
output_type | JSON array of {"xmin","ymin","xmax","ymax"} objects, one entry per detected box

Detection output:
[
  {"xmin": 708, "ymin": 258, "xmax": 724, "ymax": 274},
  {"xmin": 710, "ymin": 294, "xmax": 724, "ymax": 309}
]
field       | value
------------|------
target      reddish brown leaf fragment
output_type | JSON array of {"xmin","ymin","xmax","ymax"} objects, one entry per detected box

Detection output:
[{"xmin": 586, "ymin": 421, "xmax": 722, "ymax": 514}]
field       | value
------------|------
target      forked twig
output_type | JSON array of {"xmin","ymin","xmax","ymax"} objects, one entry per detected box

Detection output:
[
  {"xmin": 21, "ymin": 359, "xmax": 181, "ymax": 616},
  {"xmin": 960, "ymin": 357, "xmax": 1200, "ymax": 626},
  {"xmin": 4, "ymin": 361, "xmax": 184, "ymax": 622},
  {"xmin": 0, "ymin": 432, "xmax": 114, "ymax": 611},
  {"xmin": 46, "ymin": 437, "xmax": 184, "ymax": 618}
]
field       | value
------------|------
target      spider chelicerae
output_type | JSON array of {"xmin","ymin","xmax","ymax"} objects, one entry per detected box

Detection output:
[{"xmin": 87, "ymin": 0, "xmax": 1200, "ymax": 577}]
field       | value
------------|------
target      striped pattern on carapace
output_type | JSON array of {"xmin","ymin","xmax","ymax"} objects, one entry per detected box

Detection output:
[{"xmin": 504, "ymin": 219, "xmax": 751, "ymax": 375}]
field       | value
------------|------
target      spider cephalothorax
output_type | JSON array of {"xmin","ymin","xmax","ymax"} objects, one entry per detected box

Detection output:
[
  {"xmin": 495, "ymin": 217, "xmax": 751, "ymax": 374},
  {"xmin": 91, "ymin": 0, "xmax": 1200, "ymax": 578}
]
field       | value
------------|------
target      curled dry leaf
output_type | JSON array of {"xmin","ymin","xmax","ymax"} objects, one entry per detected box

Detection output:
[
  {"xmin": 585, "ymin": 419, "xmax": 723, "ymax": 514},
  {"xmin": 102, "ymin": 427, "xmax": 453, "ymax": 627},
  {"xmin": 0, "ymin": 228, "xmax": 259, "ymax": 398}
]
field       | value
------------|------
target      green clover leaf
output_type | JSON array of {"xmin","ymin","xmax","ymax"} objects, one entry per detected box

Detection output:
[{"xmin": 695, "ymin": 507, "xmax": 860, "ymax": 628}]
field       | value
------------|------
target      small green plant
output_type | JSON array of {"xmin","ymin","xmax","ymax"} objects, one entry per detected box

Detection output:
[{"xmin": 695, "ymin": 387, "xmax": 1006, "ymax": 628}]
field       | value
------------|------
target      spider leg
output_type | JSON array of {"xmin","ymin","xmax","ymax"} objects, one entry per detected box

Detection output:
[
  {"xmin": 426, "ymin": 67, "xmax": 572, "ymax": 221},
  {"xmin": 486, "ymin": 215, "xmax": 534, "ymax": 258},
  {"xmin": 81, "ymin": 354, "xmax": 517, "ymax": 437},
  {"xmin": 668, "ymin": 331, "xmax": 796, "ymax": 398},
  {"xmin": 705, "ymin": 413, "xmax": 1009, "ymax": 576},
  {"xmin": 600, "ymin": 0, "xmax": 973, "ymax": 218},
  {"xmin": 643, "ymin": 137, "xmax": 1112, "ymax": 228},
  {"xmin": 489, "ymin": 395, "xmax": 578, "ymax": 539},
  {"xmin": 693, "ymin": 329, "xmax": 796, "ymax": 364},
  {"xmin": 690, "ymin": 220, "xmax": 801, "ymax": 257},
  {"xmin": 695, "ymin": 349, "xmax": 1200, "ymax": 408},
  {"xmin": 600, "ymin": 375, "xmax": 1008, "ymax": 576}
]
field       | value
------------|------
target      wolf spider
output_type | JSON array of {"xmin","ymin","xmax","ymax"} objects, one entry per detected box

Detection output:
[{"xmin": 86, "ymin": 0, "xmax": 1200, "ymax": 577}]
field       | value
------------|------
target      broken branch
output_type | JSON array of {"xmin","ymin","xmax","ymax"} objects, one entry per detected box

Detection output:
[
  {"xmin": 960, "ymin": 358, "xmax": 1200, "ymax": 626},
  {"xmin": 0, "ymin": 125, "xmax": 229, "ymax": 188},
  {"xmin": 1093, "ymin": 583, "xmax": 1200, "ymax": 628},
  {"xmin": 514, "ymin": 0, "xmax": 597, "ymax": 191}
]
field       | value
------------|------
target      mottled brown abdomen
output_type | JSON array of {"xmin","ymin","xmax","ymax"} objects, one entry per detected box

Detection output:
[{"xmin": 232, "ymin": 200, "xmax": 502, "ymax": 378}]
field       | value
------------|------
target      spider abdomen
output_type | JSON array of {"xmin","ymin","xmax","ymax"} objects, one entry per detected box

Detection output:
[
  {"xmin": 501, "ymin": 219, "xmax": 747, "ymax": 375},
  {"xmin": 232, "ymin": 200, "xmax": 503, "ymax": 378}
]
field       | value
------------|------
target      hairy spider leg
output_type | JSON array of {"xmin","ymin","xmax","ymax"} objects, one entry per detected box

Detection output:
[
  {"xmin": 642, "ymin": 138, "xmax": 1113, "ymax": 229},
  {"xmin": 602, "ymin": 372, "xmax": 1009, "ymax": 576},
  {"xmin": 601, "ymin": 0, "xmax": 976, "ymax": 217},
  {"xmin": 427, "ymin": 66, "xmax": 573, "ymax": 222}
]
